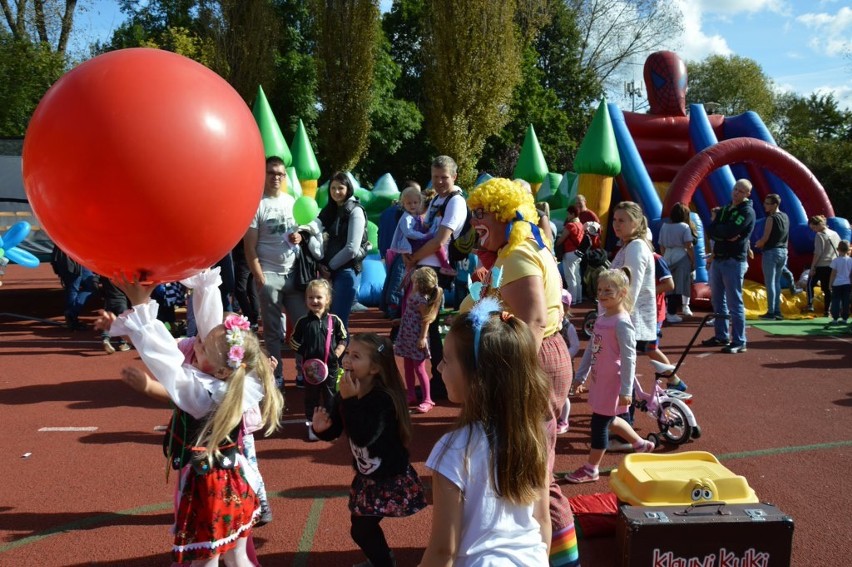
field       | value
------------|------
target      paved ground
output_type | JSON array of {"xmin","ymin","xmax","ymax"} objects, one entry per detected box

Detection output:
[{"xmin": 1, "ymin": 264, "xmax": 851, "ymax": 566}]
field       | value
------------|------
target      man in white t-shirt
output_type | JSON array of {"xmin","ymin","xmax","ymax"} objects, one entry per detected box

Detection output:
[
  {"xmin": 244, "ymin": 156, "xmax": 307, "ymax": 387},
  {"xmin": 404, "ymin": 155, "xmax": 467, "ymax": 399}
]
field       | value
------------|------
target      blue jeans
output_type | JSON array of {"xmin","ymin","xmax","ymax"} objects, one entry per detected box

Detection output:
[
  {"xmin": 762, "ymin": 247, "xmax": 787, "ymax": 316},
  {"xmin": 710, "ymin": 258, "xmax": 748, "ymax": 346},
  {"xmin": 61, "ymin": 267, "xmax": 96, "ymax": 322},
  {"xmin": 330, "ymin": 267, "xmax": 357, "ymax": 331}
]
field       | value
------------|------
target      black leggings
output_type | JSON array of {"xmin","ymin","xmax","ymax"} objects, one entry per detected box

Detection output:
[
  {"xmin": 808, "ymin": 266, "xmax": 833, "ymax": 312},
  {"xmin": 350, "ymin": 515, "xmax": 393, "ymax": 567}
]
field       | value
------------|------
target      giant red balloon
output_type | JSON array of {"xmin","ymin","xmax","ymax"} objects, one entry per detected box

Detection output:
[{"xmin": 22, "ymin": 48, "xmax": 264, "ymax": 282}]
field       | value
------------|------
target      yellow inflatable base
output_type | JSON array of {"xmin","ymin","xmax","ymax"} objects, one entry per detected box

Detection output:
[{"xmin": 743, "ymin": 279, "xmax": 824, "ymax": 320}]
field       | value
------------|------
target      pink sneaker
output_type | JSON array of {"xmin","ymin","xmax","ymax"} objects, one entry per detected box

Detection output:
[
  {"xmin": 414, "ymin": 401, "xmax": 435, "ymax": 414},
  {"xmin": 564, "ymin": 465, "xmax": 599, "ymax": 484},
  {"xmin": 556, "ymin": 420, "xmax": 569, "ymax": 434},
  {"xmin": 633, "ymin": 439, "xmax": 655, "ymax": 453}
]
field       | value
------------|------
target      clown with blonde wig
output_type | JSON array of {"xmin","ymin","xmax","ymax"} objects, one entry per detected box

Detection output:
[
  {"xmin": 463, "ymin": 177, "xmax": 580, "ymax": 566},
  {"xmin": 466, "ymin": 178, "xmax": 549, "ymax": 258}
]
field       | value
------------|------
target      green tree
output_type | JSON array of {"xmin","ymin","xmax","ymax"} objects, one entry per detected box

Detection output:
[
  {"xmin": 215, "ymin": 0, "xmax": 278, "ymax": 102},
  {"xmin": 774, "ymin": 92, "xmax": 852, "ymax": 220},
  {"xmin": 479, "ymin": 0, "xmax": 601, "ymax": 177},
  {"xmin": 685, "ymin": 54, "xmax": 776, "ymax": 120},
  {"xmin": 355, "ymin": 29, "xmax": 424, "ymax": 184},
  {"xmin": 312, "ymin": 0, "xmax": 379, "ymax": 173},
  {"xmin": 0, "ymin": 33, "xmax": 65, "ymax": 135},
  {"xmin": 0, "ymin": 0, "xmax": 80, "ymax": 53},
  {"xmin": 422, "ymin": 0, "xmax": 522, "ymax": 186},
  {"xmin": 266, "ymin": 0, "xmax": 317, "ymax": 144}
]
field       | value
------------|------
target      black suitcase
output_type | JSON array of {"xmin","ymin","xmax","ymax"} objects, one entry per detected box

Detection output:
[{"xmin": 617, "ymin": 502, "xmax": 793, "ymax": 566}]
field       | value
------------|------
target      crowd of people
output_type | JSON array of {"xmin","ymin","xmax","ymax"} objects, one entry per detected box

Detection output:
[{"xmin": 42, "ymin": 155, "xmax": 850, "ymax": 566}]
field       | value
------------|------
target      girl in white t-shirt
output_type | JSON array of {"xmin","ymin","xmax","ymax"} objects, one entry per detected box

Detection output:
[
  {"xmin": 420, "ymin": 297, "xmax": 560, "ymax": 567},
  {"xmin": 828, "ymin": 240, "xmax": 852, "ymax": 325}
]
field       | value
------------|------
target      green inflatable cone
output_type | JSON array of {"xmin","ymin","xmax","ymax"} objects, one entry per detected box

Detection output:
[
  {"xmin": 513, "ymin": 124, "xmax": 549, "ymax": 184},
  {"xmin": 252, "ymin": 85, "xmax": 291, "ymax": 166},
  {"xmin": 291, "ymin": 119, "xmax": 321, "ymax": 188}
]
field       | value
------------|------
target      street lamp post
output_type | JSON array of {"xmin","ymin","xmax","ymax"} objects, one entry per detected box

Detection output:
[{"xmin": 624, "ymin": 80, "xmax": 643, "ymax": 112}]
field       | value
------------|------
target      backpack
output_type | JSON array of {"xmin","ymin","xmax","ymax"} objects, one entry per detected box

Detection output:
[
  {"xmin": 435, "ymin": 190, "xmax": 478, "ymax": 264},
  {"xmin": 578, "ymin": 234, "xmax": 610, "ymax": 269}
]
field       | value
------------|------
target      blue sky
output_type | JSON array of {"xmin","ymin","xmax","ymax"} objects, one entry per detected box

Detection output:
[{"xmin": 72, "ymin": 0, "xmax": 852, "ymax": 110}]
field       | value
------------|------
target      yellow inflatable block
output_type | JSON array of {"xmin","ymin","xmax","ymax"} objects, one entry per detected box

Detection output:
[
  {"xmin": 610, "ymin": 451, "xmax": 759, "ymax": 507},
  {"xmin": 742, "ymin": 279, "xmax": 823, "ymax": 320}
]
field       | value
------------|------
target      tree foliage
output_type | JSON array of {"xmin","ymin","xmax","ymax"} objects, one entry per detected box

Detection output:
[
  {"xmin": 0, "ymin": 0, "xmax": 79, "ymax": 53},
  {"xmin": 0, "ymin": 33, "xmax": 65, "ymax": 135},
  {"xmin": 685, "ymin": 54, "xmax": 776, "ymax": 121},
  {"xmin": 422, "ymin": 0, "xmax": 522, "ymax": 186},
  {"xmin": 355, "ymin": 29, "xmax": 424, "ymax": 184},
  {"xmin": 312, "ymin": 0, "xmax": 379, "ymax": 173},
  {"xmin": 479, "ymin": 0, "xmax": 601, "ymax": 177}
]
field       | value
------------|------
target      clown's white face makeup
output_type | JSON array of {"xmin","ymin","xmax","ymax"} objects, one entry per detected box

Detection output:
[{"xmin": 471, "ymin": 209, "xmax": 505, "ymax": 251}]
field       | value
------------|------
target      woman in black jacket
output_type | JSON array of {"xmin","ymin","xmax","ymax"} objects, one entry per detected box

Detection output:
[{"xmin": 317, "ymin": 172, "xmax": 368, "ymax": 330}]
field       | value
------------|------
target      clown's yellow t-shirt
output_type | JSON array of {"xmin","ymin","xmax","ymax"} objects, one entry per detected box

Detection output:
[{"xmin": 461, "ymin": 240, "xmax": 563, "ymax": 338}]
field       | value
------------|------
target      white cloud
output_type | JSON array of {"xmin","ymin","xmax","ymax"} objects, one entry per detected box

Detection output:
[
  {"xmin": 671, "ymin": 0, "xmax": 733, "ymax": 61},
  {"xmin": 797, "ymin": 6, "xmax": 852, "ymax": 57},
  {"xmin": 694, "ymin": 0, "xmax": 789, "ymax": 17}
]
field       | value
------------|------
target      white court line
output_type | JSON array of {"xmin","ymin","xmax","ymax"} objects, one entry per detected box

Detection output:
[
  {"xmin": 695, "ymin": 352, "xmax": 713, "ymax": 358},
  {"xmin": 154, "ymin": 425, "xmax": 168, "ymax": 431},
  {"xmin": 281, "ymin": 418, "xmax": 308, "ymax": 425},
  {"xmin": 38, "ymin": 426, "xmax": 98, "ymax": 432}
]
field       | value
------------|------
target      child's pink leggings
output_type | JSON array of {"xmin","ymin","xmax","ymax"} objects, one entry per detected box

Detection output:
[{"xmin": 404, "ymin": 357, "xmax": 431, "ymax": 404}]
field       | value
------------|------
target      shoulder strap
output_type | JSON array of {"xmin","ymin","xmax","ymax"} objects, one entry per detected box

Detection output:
[
  {"xmin": 324, "ymin": 314, "xmax": 333, "ymax": 363},
  {"xmin": 437, "ymin": 190, "xmax": 464, "ymax": 218}
]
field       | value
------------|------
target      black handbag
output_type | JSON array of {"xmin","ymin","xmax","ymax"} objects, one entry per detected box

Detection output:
[{"xmin": 294, "ymin": 240, "xmax": 319, "ymax": 291}]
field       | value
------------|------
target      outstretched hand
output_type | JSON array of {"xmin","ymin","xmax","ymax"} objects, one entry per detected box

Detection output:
[
  {"xmin": 112, "ymin": 275, "xmax": 155, "ymax": 306},
  {"xmin": 312, "ymin": 407, "xmax": 332, "ymax": 433},
  {"xmin": 93, "ymin": 309, "xmax": 117, "ymax": 332}
]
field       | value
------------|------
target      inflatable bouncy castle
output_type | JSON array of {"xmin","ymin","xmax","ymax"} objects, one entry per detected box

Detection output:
[{"xmin": 606, "ymin": 51, "xmax": 850, "ymax": 296}]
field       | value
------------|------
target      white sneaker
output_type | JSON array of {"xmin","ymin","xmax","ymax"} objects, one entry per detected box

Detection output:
[
  {"xmin": 666, "ymin": 313, "xmax": 683, "ymax": 323},
  {"xmin": 306, "ymin": 422, "xmax": 319, "ymax": 442},
  {"xmin": 682, "ymin": 306, "xmax": 693, "ymax": 317}
]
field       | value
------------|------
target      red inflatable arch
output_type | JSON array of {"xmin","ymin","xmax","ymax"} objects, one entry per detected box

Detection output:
[{"xmin": 664, "ymin": 137, "xmax": 834, "ymax": 217}]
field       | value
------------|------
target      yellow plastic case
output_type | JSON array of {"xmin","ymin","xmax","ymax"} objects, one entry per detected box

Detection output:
[{"xmin": 609, "ymin": 451, "xmax": 759, "ymax": 506}]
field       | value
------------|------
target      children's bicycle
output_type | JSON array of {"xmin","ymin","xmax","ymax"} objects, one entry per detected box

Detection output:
[
  {"xmin": 632, "ymin": 312, "xmax": 724, "ymax": 446},
  {"xmin": 632, "ymin": 374, "xmax": 699, "ymax": 445}
]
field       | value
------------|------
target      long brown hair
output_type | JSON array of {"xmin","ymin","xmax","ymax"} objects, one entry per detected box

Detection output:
[
  {"xmin": 441, "ymin": 313, "xmax": 549, "ymax": 505},
  {"xmin": 348, "ymin": 333, "xmax": 413, "ymax": 446}
]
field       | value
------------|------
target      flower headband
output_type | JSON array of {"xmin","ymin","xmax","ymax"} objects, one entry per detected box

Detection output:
[
  {"xmin": 223, "ymin": 314, "xmax": 251, "ymax": 369},
  {"xmin": 467, "ymin": 296, "xmax": 513, "ymax": 366}
]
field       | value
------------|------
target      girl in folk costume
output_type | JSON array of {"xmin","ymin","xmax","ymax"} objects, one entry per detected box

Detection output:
[{"xmin": 107, "ymin": 270, "xmax": 283, "ymax": 566}]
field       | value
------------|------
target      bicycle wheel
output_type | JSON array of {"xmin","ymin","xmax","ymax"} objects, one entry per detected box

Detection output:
[{"xmin": 659, "ymin": 401, "xmax": 692, "ymax": 445}]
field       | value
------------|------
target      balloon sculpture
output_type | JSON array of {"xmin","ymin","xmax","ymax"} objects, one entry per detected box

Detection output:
[
  {"xmin": 22, "ymin": 48, "xmax": 265, "ymax": 282},
  {"xmin": 0, "ymin": 221, "xmax": 40, "ymax": 268}
]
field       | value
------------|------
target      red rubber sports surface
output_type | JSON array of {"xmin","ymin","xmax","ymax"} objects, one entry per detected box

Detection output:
[{"xmin": 2, "ymin": 264, "xmax": 851, "ymax": 565}]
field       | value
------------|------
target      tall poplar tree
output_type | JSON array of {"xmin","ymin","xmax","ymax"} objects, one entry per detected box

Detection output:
[
  {"xmin": 421, "ymin": 0, "xmax": 522, "ymax": 186},
  {"xmin": 313, "ymin": 0, "xmax": 380, "ymax": 172}
]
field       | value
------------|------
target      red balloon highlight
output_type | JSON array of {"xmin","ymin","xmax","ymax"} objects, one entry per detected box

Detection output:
[{"xmin": 23, "ymin": 48, "xmax": 264, "ymax": 282}]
